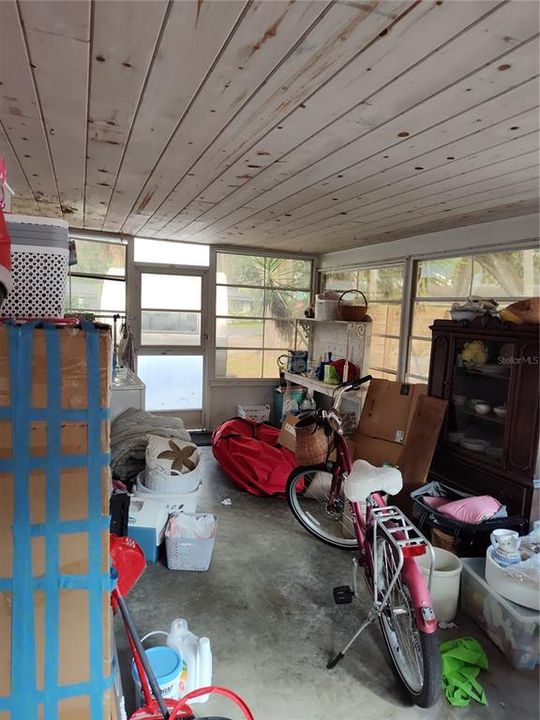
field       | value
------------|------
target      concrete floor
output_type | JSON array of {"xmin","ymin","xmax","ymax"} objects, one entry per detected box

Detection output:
[{"xmin": 116, "ymin": 448, "xmax": 539, "ymax": 720}]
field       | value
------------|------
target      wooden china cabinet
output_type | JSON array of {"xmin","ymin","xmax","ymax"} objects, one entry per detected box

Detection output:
[{"xmin": 427, "ymin": 317, "xmax": 539, "ymax": 522}]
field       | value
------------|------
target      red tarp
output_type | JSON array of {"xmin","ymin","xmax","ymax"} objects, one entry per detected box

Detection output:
[{"xmin": 212, "ymin": 417, "xmax": 296, "ymax": 496}]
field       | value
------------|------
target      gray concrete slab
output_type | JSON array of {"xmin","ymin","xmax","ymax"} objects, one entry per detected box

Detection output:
[{"xmin": 116, "ymin": 449, "xmax": 539, "ymax": 720}]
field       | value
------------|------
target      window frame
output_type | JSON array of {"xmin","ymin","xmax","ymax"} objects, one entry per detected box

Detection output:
[
  {"xmin": 210, "ymin": 246, "xmax": 315, "ymax": 384},
  {"xmin": 65, "ymin": 234, "xmax": 127, "ymax": 320},
  {"xmin": 320, "ymin": 261, "xmax": 406, "ymax": 380}
]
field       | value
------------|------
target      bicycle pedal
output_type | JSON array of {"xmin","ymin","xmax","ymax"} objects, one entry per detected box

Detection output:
[{"xmin": 333, "ymin": 585, "xmax": 354, "ymax": 604}]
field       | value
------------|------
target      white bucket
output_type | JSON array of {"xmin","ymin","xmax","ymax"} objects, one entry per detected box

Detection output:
[
  {"xmin": 144, "ymin": 463, "xmax": 201, "ymax": 494},
  {"xmin": 131, "ymin": 632, "xmax": 183, "ymax": 708},
  {"xmin": 418, "ymin": 547, "xmax": 462, "ymax": 622}
]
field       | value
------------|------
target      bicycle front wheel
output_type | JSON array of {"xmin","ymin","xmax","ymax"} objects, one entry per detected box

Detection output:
[
  {"xmin": 377, "ymin": 538, "xmax": 441, "ymax": 708},
  {"xmin": 286, "ymin": 466, "xmax": 357, "ymax": 549}
]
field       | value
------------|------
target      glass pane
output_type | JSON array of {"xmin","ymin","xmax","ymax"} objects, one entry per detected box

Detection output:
[
  {"xmin": 216, "ymin": 253, "xmax": 265, "ymax": 286},
  {"xmin": 264, "ymin": 290, "xmax": 310, "ymax": 318},
  {"xmin": 472, "ymin": 249, "xmax": 540, "ymax": 298},
  {"xmin": 215, "ymin": 319, "xmax": 263, "ymax": 348},
  {"xmin": 321, "ymin": 270, "xmax": 358, "ymax": 293},
  {"xmin": 215, "ymin": 349, "xmax": 262, "ymax": 378},
  {"xmin": 138, "ymin": 355, "xmax": 203, "ymax": 410},
  {"xmin": 71, "ymin": 239, "xmax": 126, "ymax": 276},
  {"xmin": 264, "ymin": 319, "xmax": 296, "ymax": 348},
  {"xmin": 134, "ymin": 238, "xmax": 209, "ymax": 266},
  {"xmin": 141, "ymin": 274, "xmax": 201, "ymax": 310},
  {"xmin": 416, "ymin": 257, "xmax": 472, "ymax": 298},
  {"xmin": 447, "ymin": 338, "xmax": 512, "ymax": 464},
  {"xmin": 141, "ymin": 311, "xmax": 201, "ymax": 346},
  {"xmin": 263, "ymin": 257, "xmax": 311, "ymax": 289},
  {"xmin": 408, "ymin": 338, "xmax": 432, "ymax": 380},
  {"xmin": 370, "ymin": 335, "xmax": 400, "ymax": 373},
  {"xmin": 263, "ymin": 350, "xmax": 289, "ymax": 378},
  {"xmin": 369, "ymin": 302, "xmax": 401, "ymax": 336},
  {"xmin": 67, "ymin": 276, "xmax": 125, "ymax": 312},
  {"xmin": 411, "ymin": 302, "xmax": 452, "ymax": 338},
  {"xmin": 215, "ymin": 286, "xmax": 263, "ymax": 318},
  {"xmin": 357, "ymin": 265, "xmax": 404, "ymax": 301},
  {"xmin": 370, "ymin": 369, "xmax": 397, "ymax": 381}
]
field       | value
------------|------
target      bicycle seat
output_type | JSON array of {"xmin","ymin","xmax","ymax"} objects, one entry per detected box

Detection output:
[{"xmin": 344, "ymin": 459, "xmax": 403, "ymax": 501}]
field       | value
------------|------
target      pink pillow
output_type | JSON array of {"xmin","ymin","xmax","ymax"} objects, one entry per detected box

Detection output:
[
  {"xmin": 438, "ymin": 495, "xmax": 501, "ymax": 524},
  {"xmin": 423, "ymin": 496, "xmax": 449, "ymax": 510}
]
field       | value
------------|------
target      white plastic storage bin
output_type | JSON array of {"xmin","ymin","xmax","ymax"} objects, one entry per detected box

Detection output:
[
  {"xmin": 237, "ymin": 404, "xmax": 270, "ymax": 422},
  {"xmin": 461, "ymin": 557, "xmax": 540, "ymax": 670},
  {"xmin": 135, "ymin": 472, "xmax": 199, "ymax": 514},
  {"xmin": 1, "ymin": 215, "xmax": 69, "ymax": 318},
  {"xmin": 165, "ymin": 513, "xmax": 217, "ymax": 571}
]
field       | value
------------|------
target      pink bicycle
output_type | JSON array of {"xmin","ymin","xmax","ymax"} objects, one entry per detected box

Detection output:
[{"xmin": 286, "ymin": 378, "xmax": 441, "ymax": 708}]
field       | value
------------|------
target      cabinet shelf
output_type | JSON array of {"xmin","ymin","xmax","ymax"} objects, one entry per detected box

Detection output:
[{"xmin": 453, "ymin": 406, "xmax": 506, "ymax": 425}]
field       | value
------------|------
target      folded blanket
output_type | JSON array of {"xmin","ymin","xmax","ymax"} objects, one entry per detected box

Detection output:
[{"xmin": 111, "ymin": 407, "xmax": 191, "ymax": 481}]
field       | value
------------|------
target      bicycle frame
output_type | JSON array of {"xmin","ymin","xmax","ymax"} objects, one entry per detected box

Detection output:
[{"xmin": 329, "ymin": 433, "xmax": 437, "ymax": 635}]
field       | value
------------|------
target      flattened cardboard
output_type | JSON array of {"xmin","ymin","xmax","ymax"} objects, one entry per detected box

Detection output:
[{"xmin": 277, "ymin": 414, "xmax": 300, "ymax": 453}]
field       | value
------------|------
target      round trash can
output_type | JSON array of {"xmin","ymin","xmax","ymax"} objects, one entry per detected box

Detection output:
[{"xmin": 418, "ymin": 547, "xmax": 462, "ymax": 622}]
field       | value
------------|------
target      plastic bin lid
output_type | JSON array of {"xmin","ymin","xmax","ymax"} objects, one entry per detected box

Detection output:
[{"xmin": 131, "ymin": 646, "xmax": 181, "ymax": 684}]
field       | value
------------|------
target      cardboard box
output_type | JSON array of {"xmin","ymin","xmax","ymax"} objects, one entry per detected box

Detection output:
[
  {"xmin": 0, "ymin": 324, "xmax": 115, "ymax": 719},
  {"xmin": 277, "ymin": 380, "xmax": 447, "ymax": 514}
]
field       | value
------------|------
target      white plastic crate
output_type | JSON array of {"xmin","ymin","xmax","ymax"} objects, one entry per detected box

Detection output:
[
  {"xmin": 165, "ymin": 513, "xmax": 217, "ymax": 571},
  {"xmin": 1, "ymin": 216, "xmax": 69, "ymax": 318},
  {"xmin": 461, "ymin": 557, "xmax": 540, "ymax": 670},
  {"xmin": 237, "ymin": 404, "xmax": 270, "ymax": 422}
]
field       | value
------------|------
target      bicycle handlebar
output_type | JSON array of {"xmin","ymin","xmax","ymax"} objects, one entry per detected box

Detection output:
[{"xmin": 332, "ymin": 374, "xmax": 372, "ymax": 412}]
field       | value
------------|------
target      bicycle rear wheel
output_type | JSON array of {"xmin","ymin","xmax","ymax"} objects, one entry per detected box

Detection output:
[
  {"xmin": 377, "ymin": 538, "xmax": 441, "ymax": 708},
  {"xmin": 286, "ymin": 466, "xmax": 357, "ymax": 549}
]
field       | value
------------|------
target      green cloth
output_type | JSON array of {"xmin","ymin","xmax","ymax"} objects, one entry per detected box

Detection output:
[{"xmin": 440, "ymin": 637, "xmax": 489, "ymax": 707}]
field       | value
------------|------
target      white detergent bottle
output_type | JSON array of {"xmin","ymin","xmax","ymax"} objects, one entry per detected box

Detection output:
[
  {"xmin": 194, "ymin": 636, "xmax": 212, "ymax": 704},
  {"xmin": 167, "ymin": 619, "xmax": 212, "ymax": 703}
]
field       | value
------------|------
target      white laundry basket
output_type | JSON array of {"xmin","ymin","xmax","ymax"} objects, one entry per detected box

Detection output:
[
  {"xmin": 165, "ymin": 513, "xmax": 217, "ymax": 571},
  {"xmin": 1, "ymin": 216, "xmax": 69, "ymax": 318}
]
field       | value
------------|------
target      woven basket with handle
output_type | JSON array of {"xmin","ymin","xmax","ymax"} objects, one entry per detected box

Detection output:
[
  {"xmin": 295, "ymin": 414, "xmax": 334, "ymax": 466},
  {"xmin": 338, "ymin": 289, "xmax": 368, "ymax": 321}
]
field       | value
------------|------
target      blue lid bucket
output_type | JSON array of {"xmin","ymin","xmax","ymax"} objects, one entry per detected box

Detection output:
[{"xmin": 131, "ymin": 645, "xmax": 182, "ymax": 705}]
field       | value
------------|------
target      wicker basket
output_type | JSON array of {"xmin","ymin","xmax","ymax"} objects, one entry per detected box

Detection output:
[
  {"xmin": 338, "ymin": 289, "xmax": 368, "ymax": 321},
  {"xmin": 295, "ymin": 415, "xmax": 334, "ymax": 465},
  {"xmin": 431, "ymin": 528, "xmax": 458, "ymax": 552}
]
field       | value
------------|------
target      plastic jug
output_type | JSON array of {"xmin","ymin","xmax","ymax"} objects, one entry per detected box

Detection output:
[{"xmin": 167, "ymin": 618, "xmax": 212, "ymax": 704}]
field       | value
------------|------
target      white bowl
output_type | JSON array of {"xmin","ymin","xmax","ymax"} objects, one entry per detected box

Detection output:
[
  {"xmin": 452, "ymin": 394, "xmax": 467, "ymax": 406},
  {"xmin": 474, "ymin": 403, "xmax": 491, "ymax": 415},
  {"xmin": 493, "ymin": 406, "xmax": 507, "ymax": 418},
  {"xmin": 461, "ymin": 438, "xmax": 487, "ymax": 452}
]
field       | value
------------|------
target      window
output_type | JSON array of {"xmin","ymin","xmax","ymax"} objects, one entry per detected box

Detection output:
[
  {"xmin": 321, "ymin": 264, "xmax": 405, "ymax": 379},
  {"xmin": 65, "ymin": 238, "xmax": 126, "ymax": 326},
  {"xmin": 215, "ymin": 253, "xmax": 312, "ymax": 379},
  {"xmin": 134, "ymin": 237, "xmax": 209, "ymax": 266},
  {"xmin": 408, "ymin": 248, "xmax": 540, "ymax": 381}
]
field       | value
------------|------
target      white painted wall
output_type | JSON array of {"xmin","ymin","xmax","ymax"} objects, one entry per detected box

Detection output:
[
  {"xmin": 319, "ymin": 214, "xmax": 539, "ymax": 269},
  {"xmin": 207, "ymin": 383, "xmax": 276, "ymax": 429}
]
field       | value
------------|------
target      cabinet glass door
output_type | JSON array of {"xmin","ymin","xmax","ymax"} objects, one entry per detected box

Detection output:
[{"xmin": 446, "ymin": 338, "xmax": 513, "ymax": 465}]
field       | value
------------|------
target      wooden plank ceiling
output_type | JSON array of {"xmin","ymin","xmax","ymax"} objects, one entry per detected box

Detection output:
[{"xmin": 1, "ymin": 0, "xmax": 538, "ymax": 254}]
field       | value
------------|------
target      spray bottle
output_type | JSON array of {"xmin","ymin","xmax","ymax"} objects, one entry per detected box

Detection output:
[{"xmin": 167, "ymin": 618, "xmax": 212, "ymax": 703}]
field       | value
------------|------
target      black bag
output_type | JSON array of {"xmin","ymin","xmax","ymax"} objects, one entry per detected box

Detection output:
[{"xmin": 411, "ymin": 480, "xmax": 526, "ymax": 557}]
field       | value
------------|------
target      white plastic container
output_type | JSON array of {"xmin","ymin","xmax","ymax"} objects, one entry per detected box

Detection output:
[
  {"xmin": 461, "ymin": 557, "xmax": 540, "ymax": 670},
  {"xmin": 237, "ymin": 404, "xmax": 270, "ymax": 422},
  {"xmin": 134, "ymin": 472, "xmax": 199, "ymax": 514},
  {"xmin": 417, "ymin": 547, "xmax": 462, "ymax": 622},
  {"xmin": 167, "ymin": 618, "xmax": 212, "ymax": 703},
  {"xmin": 485, "ymin": 547, "xmax": 540, "ymax": 611},
  {"xmin": 127, "ymin": 497, "xmax": 169, "ymax": 562},
  {"xmin": 2, "ymin": 215, "xmax": 69, "ymax": 318},
  {"xmin": 131, "ymin": 640, "xmax": 182, "ymax": 707},
  {"xmin": 144, "ymin": 463, "xmax": 201, "ymax": 495},
  {"xmin": 314, "ymin": 295, "xmax": 339, "ymax": 320}
]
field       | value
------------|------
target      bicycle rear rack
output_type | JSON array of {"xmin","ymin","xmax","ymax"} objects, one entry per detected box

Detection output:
[{"xmin": 327, "ymin": 505, "xmax": 435, "ymax": 670}]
